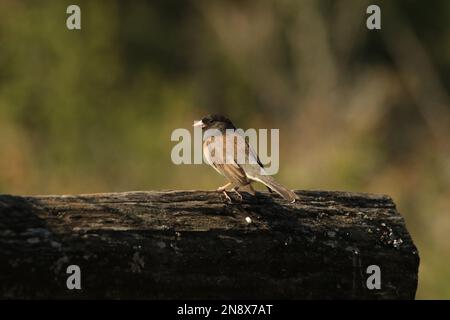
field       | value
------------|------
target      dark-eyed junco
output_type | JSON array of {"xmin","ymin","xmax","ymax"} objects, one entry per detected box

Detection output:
[{"xmin": 193, "ymin": 114, "xmax": 297, "ymax": 203}]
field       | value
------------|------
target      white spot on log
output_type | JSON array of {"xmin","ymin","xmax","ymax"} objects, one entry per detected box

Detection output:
[
  {"xmin": 393, "ymin": 238, "xmax": 403, "ymax": 248},
  {"xmin": 245, "ymin": 217, "xmax": 252, "ymax": 223}
]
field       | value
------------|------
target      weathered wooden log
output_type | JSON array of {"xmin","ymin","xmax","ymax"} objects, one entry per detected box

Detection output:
[{"xmin": 0, "ymin": 190, "xmax": 419, "ymax": 299}]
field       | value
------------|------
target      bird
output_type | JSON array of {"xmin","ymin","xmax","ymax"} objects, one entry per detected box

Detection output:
[{"xmin": 193, "ymin": 114, "xmax": 297, "ymax": 203}]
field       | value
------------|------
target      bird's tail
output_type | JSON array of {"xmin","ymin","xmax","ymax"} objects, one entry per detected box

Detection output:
[{"xmin": 252, "ymin": 174, "xmax": 297, "ymax": 203}]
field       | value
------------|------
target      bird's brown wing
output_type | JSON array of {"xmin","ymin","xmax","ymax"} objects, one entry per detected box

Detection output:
[
  {"xmin": 204, "ymin": 134, "xmax": 249, "ymax": 186},
  {"xmin": 205, "ymin": 131, "xmax": 293, "ymax": 201},
  {"xmin": 215, "ymin": 163, "xmax": 248, "ymax": 186}
]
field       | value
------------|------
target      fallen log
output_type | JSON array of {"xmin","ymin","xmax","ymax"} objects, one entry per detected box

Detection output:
[{"xmin": 0, "ymin": 190, "xmax": 419, "ymax": 299}]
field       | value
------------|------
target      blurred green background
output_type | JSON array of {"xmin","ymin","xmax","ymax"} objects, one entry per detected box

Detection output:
[{"xmin": 0, "ymin": 0, "xmax": 449, "ymax": 299}]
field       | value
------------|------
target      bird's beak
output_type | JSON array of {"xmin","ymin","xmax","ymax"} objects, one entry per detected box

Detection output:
[{"xmin": 193, "ymin": 120, "xmax": 205, "ymax": 128}]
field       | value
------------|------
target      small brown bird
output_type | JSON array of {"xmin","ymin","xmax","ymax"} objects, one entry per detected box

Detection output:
[{"xmin": 193, "ymin": 114, "xmax": 297, "ymax": 203}]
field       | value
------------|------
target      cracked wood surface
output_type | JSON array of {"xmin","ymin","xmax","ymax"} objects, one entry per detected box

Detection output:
[{"xmin": 0, "ymin": 190, "xmax": 419, "ymax": 299}]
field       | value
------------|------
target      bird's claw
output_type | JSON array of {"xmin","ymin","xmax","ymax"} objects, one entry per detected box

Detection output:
[
  {"xmin": 217, "ymin": 185, "xmax": 243, "ymax": 204},
  {"xmin": 232, "ymin": 189, "xmax": 243, "ymax": 202},
  {"xmin": 221, "ymin": 191, "xmax": 232, "ymax": 204}
]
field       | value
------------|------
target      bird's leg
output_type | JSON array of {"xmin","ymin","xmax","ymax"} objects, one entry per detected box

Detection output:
[
  {"xmin": 216, "ymin": 182, "xmax": 233, "ymax": 203},
  {"xmin": 222, "ymin": 190, "xmax": 232, "ymax": 203},
  {"xmin": 216, "ymin": 182, "xmax": 232, "ymax": 192},
  {"xmin": 231, "ymin": 186, "xmax": 243, "ymax": 202}
]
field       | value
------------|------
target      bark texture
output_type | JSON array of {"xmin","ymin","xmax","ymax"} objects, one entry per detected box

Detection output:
[{"xmin": 0, "ymin": 190, "xmax": 419, "ymax": 299}]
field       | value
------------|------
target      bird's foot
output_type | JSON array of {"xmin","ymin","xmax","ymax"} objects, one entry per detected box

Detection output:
[
  {"xmin": 221, "ymin": 190, "xmax": 233, "ymax": 204},
  {"xmin": 231, "ymin": 188, "xmax": 243, "ymax": 202}
]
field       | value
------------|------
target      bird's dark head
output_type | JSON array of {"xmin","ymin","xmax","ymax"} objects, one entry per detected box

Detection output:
[{"xmin": 193, "ymin": 114, "xmax": 236, "ymax": 132}]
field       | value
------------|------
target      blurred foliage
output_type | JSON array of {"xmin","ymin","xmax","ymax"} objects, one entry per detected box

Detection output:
[{"xmin": 0, "ymin": 0, "xmax": 449, "ymax": 299}]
